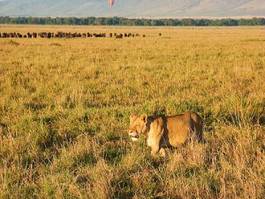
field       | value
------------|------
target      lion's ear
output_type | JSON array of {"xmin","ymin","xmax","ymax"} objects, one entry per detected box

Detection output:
[
  {"xmin": 130, "ymin": 114, "xmax": 137, "ymax": 121},
  {"xmin": 140, "ymin": 114, "xmax": 148, "ymax": 123}
]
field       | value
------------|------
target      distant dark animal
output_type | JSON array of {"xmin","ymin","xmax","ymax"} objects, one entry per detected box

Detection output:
[
  {"xmin": 115, "ymin": 34, "xmax": 123, "ymax": 39},
  {"xmin": 27, "ymin": 32, "xmax": 32, "ymax": 38},
  {"xmin": 0, "ymin": 31, "xmax": 143, "ymax": 40}
]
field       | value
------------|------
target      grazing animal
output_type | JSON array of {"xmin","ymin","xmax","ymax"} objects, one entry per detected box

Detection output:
[
  {"xmin": 128, "ymin": 112, "xmax": 203, "ymax": 157},
  {"xmin": 115, "ymin": 34, "xmax": 123, "ymax": 39}
]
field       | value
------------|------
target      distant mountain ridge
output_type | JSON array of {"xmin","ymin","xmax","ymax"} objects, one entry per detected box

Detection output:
[{"xmin": 0, "ymin": 0, "xmax": 264, "ymax": 18}]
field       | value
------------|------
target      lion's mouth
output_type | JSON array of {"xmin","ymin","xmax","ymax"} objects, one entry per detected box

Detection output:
[{"xmin": 129, "ymin": 132, "xmax": 139, "ymax": 141}]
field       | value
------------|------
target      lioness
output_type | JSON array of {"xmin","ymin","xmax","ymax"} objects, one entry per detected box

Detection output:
[{"xmin": 128, "ymin": 112, "xmax": 203, "ymax": 156}]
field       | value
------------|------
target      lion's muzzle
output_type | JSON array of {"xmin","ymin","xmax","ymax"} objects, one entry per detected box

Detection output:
[{"xmin": 129, "ymin": 131, "xmax": 139, "ymax": 141}]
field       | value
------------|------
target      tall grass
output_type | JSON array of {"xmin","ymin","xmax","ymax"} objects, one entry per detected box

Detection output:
[{"xmin": 0, "ymin": 25, "xmax": 264, "ymax": 198}]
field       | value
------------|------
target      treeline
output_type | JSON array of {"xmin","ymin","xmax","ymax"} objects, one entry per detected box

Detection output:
[{"xmin": 0, "ymin": 16, "xmax": 265, "ymax": 26}]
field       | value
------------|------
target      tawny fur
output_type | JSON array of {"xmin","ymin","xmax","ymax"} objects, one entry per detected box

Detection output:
[{"xmin": 128, "ymin": 112, "xmax": 203, "ymax": 156}]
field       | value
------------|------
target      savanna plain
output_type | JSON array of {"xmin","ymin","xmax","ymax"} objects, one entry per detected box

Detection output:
[{"xmin": 0, "ymin": 25, "xmax": 264, "ymax": 199}]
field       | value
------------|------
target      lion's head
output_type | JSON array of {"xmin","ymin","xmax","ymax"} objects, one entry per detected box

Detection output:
[{"xmin": 128, "ymin": 114, "xmax": 148, "ymax": 141}]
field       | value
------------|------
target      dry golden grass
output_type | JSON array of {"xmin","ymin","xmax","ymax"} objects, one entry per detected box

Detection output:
[{"xmin": 0, "ymin": 25, "xmax": 265, "ymax": 199}]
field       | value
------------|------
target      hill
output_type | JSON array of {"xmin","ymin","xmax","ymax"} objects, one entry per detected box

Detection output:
[{"xmin": 0, "ymin": 0, "xmax": 264, "ymax": 17}]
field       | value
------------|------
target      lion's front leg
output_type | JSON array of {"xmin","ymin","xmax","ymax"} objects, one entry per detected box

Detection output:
[
  {"xmin": 151, "ymin": 143, "xmax": 160, "ymax": 157},
  {"xmin": 159, "ymin": 148, "xmax": 166, "ymax": 157},
  {"xmin": 150, "ymin": 133, "xmax": 164, "ymax": 157},
  {"xmin": 148, "ymin": 119, "xmax": 164, "ymax": 157},
  {"xmin": 151, "ymin": 145, "xmax": 166, "ymax": 157}
]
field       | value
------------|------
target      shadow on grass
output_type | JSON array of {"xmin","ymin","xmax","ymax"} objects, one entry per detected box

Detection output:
[
  {"xmin": 0, "ymin": 122, "xmax": 8, "ymax": 137},
  {"xmin": 175, "ymin": 100, "xmax": 265, "ymax": 130},
  {"xmin": 73, "ymin": 152, "xmax": 97, "ymax": 167},
  {"xmin": 111, "ymin": 173, "xmax": 134, "ymax": 199},
  {"xmin": 24, "ymin": 101, "xmax": 47, "ymax": 111},
  {"xmin": 217, "ymin": 111, "xmax": 265, "ymax": 127},
  {"xmin": 101, "ymin": 144, "xmax": 127, "ymax": 165}
]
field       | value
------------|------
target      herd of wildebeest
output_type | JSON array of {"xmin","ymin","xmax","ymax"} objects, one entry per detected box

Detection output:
[{"xmin": 0, "ymin": 31, "xmax": 153, "ymax": 39}]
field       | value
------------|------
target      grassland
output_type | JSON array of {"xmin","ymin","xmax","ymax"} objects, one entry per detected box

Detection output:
[{"xmin": 0, "ymin": 25, "xmax": 264, "ymax": 199}]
